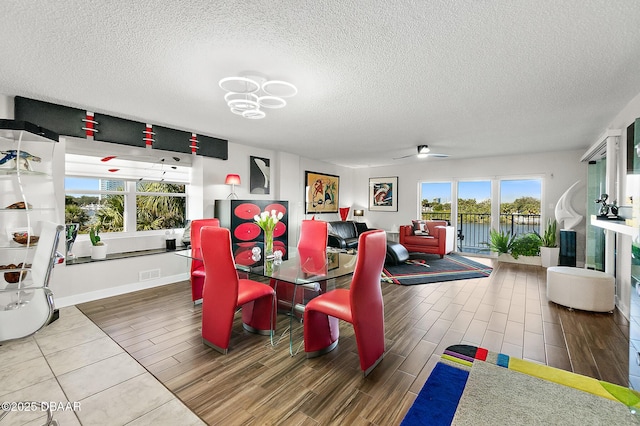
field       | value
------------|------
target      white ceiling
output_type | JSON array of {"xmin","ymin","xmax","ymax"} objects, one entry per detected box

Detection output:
[{"xmin": 1, "ymin": 1, "xmax": 640, "ymax": 168}]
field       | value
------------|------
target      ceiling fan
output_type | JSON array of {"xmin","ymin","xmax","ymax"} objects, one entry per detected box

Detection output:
[{"xmin": 393, "ymin": 145, "xmax": 450, "ymax": 160}]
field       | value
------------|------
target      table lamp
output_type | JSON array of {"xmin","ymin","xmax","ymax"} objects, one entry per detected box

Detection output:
[{"xmin": 225, "ymin": 174, "xmax": 241, "ymax": 199}]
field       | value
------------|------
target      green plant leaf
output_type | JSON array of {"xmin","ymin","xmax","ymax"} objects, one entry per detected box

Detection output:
[
  {"xmin": 486, "ymin": 228, "xmax": 515, "ymax": 254},
  {"xmin": 511, "ymin": 233, "xmax": 542, "ymax": 258}
]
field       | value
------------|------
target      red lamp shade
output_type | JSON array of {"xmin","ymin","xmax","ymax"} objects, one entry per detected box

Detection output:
[
  {"xmin": 225, "ymin": 174, "xmax": 241, "ymax": 185},
  {"xmin": 339, "ymin": 207, "xmax": 350, "ymax": 221}
]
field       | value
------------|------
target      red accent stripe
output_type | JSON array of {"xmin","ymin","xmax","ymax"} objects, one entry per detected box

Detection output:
[
  {"xmin": 145, "ymin": 125, "xmax": 153, "ymax": 146},
  {"xmin": 85, "ymin": 112, "xmax": 95, "ymax": 137},
  {"xmin": 475, "ymin": 347, "xmax": 488, "ymax": 361},
  {"xmin": 190, "ymin": 133, "xmax": 197, "ymax": 153},
  {"xmin": 101, "ymin": 156, "xmax": 117, "ymax": 162}
]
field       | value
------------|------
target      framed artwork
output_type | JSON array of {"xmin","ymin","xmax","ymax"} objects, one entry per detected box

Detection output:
[
  {"xmin": 305, "ymin": 171, "xmax": 339, "ymax": 214},
  {"xmin": 250, "ymin": 156, "xmax": 270, "ymax": 194},
  {"xmin": 369, "ymin": 176, "xmax": 398, "ymax": 211}
]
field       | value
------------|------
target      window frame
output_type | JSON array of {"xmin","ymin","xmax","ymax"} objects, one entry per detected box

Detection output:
[
  {"xmin": 419, "ymin": 175, "xmax": 545, "ymax": 254},
  {"xmin": 65, "ymin": 174, "xmax": 188, "ymax": 237}
]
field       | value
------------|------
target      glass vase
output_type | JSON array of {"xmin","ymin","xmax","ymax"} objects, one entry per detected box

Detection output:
[{"xmin": 264, "ymin": 228, "xmax": 274, "ymax": 258}]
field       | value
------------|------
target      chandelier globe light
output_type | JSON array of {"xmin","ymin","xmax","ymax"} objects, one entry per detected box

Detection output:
[{"xmin": 219, "ymin": 75, "xmax": 297, "ymax": 119}]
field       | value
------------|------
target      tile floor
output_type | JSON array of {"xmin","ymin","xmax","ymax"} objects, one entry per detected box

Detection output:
[{"xmin": 0, "ymin": 305, "xmax": 204, "ymax": 425}]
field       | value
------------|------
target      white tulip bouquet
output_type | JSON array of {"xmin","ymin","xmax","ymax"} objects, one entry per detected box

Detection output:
[
  {"xmin": 253, "ymin": 210, "xmax": 284, "ymax": 233},
  {"xmin": 254, "ymin": 210, "xmax": 283, "ymax": 256}
]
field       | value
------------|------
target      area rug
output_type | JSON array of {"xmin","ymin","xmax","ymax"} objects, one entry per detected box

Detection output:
[
  {"xmin": 381, "ymin": 254, "xmax": 492, "ymax": 285},
  {"xmin": 401, "ymin": 344, "xmax": 640, "ymax": 425}
]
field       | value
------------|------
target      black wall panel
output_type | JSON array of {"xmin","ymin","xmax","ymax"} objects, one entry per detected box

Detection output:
[
  {"xmin": 154, "ymin": 126, "xmax": 192, "ymax": 154},
  {"xmin": 13, "ymin": 96, "xmax": 228, "ymax": 160},
  {"xmin": 198, "ymin": 134, "xmax": 228, "ymax": 160},
  {"xmin": 93, "ymin": 113, "xmax": 146, "ymax": 147},
  {"xmin": 14, "ymin": 96, "xmax": 86, "ymax": 138}
]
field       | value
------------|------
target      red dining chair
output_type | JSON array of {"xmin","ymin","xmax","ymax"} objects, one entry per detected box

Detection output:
[
  {"xmin": 190, "ymin": 218, "xmax": 220, "ymax": 303},
  {"xmin": 303, "ymin": 229, "xmax": 387, "ymax": 376},
  {"xmin": 273, "ymin": 220, "xmax": 328, "ymax": 312},
  {"xmin": 200, "ymin": 226, "xmax": 276, "ymax": 354}
]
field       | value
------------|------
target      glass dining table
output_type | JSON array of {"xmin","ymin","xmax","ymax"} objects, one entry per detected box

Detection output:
[{"xmin": 176, "ymin": 243, "xmax": 358, "ymax": 355}]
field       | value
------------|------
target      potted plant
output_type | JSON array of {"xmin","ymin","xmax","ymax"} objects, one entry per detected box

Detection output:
[
  {"xmin": 539, "ymin": 219, "xmax": 559, "ymax": 268},
  {"xmin": 90, "ymin": 224, "xmax": 108, "ymax": 260},
  {"xmin": 487, "ymin": 228, "xmax": 542, "ymax": 265},
  {"xmin": 509, "ymin": 233, "xmax": 542, "ymax": 264},
  {"xmin": 486, "ymin": 228, "xmax": 515, "ymax": 255}
]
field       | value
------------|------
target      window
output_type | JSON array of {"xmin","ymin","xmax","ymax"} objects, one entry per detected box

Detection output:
[
  {"xmin": 420, "ymin": 177, "xmax": 542, "ymax": 254},
  {"xmin": 135, "ymin": 181, "xmax": 186, "ymax": 231},
  {"xmin": 65, "ymin": 153, "xmax": 189, "ymax": 234},
  {"xmin": 420, "ymin": 182, "xmax": 452, "ymax": 221},
  {"xmin": 499, "ymin": 179, "xmax": 541, "ymax": 235},
  {"xmin": 65, "ymin": 177, "xmax": 125, "ymax": 233}
]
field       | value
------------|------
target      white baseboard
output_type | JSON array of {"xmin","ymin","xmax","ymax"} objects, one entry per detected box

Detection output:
[{"xmin": 54, "ymin": 273, "xmax": 190, "ymax": 308}]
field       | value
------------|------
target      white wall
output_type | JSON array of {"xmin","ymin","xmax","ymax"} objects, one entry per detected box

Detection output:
[
  {"xmin": 352, "ymin": 150, "xmax": 588, "ymax": 262},
  {"xmin": 52, "ymin": 253, "xmax": 190, "ymax": 307},
  {"xmin": 199, "ymin": 145, "xmax": 355, "ymax": 247}
]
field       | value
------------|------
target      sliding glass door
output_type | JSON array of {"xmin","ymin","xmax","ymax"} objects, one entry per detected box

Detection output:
[
  {"xmin": 499, "ymin": 179, "xmax": 542, "ymax": 236},
  {"xmin": 420, "ymin": 182, "xmax": 452, "ymax": 222},
  {"xmin": 458, "ymin": 181, "xmax": 491, "ymax": 254},
  {"xmin": 586, "ymin": 159, "xmax": 606, "ymax": 270},
  {"xmin": 419, "ymin": 177, "xmax": 542, "ymax": 255}
]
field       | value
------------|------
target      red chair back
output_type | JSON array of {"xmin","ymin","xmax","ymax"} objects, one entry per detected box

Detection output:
[
  {"xmin": 190, "ymin": 219, "xmax": 220, "ymax": 272},
  {"xmin": 349, "ymin": 229, "xmax": 386, "ymax": 333},
  {"xmin": 298, "ymin": 219, "xmax": 328, "ymax": 275},
  {"xmin": 298, "ymin": 219, "xmax": 327, "ymax": 252},
  {"xmin": 200, "ymin": 227, "xmax": 239, "ymax": 345},
  {"xmin": 191, "ymin": 218, "xmax": 220, "ymax": 251}
]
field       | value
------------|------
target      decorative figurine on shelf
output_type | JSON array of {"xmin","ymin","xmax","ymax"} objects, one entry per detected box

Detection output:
[
  {"xmin": 0, "ymin": 150, "xmax": 41, "ymax": 171},
  {"xmin": 594, "ymin": 193, "xmax": 619, "ymax": 219},
  {"xmin": 65, "ymin": 223, "xmax": 79, "ymax": 259},
  {"xmin": 595, "ymin": 193, "xmax": 609, "ymax": 216}
]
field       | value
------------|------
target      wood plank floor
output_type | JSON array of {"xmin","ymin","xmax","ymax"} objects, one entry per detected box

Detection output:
[{"xmin": 77, "ymin": 258, "xmax": 630, "ymax": 425}]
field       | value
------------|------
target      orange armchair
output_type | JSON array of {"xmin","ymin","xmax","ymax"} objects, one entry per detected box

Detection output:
[
  {"xmin": 190, "ymin": 218, "xmax": 220, "ymax": 303},
  {"xmin": 399, "ymin": 220, "xmax": 455, "ymax": 258},
  {"xmin": 200, "ymin": 226, "xmax": 276, "ymax": 354},
  {"xmin": 303, "ymin": 229, "xmax": 387, "ymax": 376}
]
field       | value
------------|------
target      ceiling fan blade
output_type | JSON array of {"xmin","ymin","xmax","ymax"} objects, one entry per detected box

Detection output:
[
  {"xmin": 393, "ymin": 153, "xmax": 450, "ymax": 160},
  {"xmin": 392, "ymin": 153, "xmax": 416, "ymax": 160}
]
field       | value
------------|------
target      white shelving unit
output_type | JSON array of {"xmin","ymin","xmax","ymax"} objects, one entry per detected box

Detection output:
[
  {"xmin": 0, "ymin": 120, "xmax": 59, "ymax": 278},
  {"xmin": 590, "ymin": 215, "xmax": 639, "ymax": 238}
]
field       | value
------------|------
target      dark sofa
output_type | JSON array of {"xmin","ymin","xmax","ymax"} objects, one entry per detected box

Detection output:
[{"xmin": 327, "ymin": 220, "xmax": 372, "ymax": 250}]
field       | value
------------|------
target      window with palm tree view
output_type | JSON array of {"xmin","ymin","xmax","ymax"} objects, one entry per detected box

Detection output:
[{"xmin": 65, "ymin": 177, "xmax": 187, "ymax": 234}]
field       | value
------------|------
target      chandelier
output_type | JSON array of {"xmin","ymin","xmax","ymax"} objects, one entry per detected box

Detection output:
[{"xmin": 218, "ymin": 76, "xmax": 297, "ymax": 119}]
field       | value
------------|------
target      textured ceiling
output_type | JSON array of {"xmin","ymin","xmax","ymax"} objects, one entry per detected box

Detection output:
[{"xmin": 1, "ymin": 1, "xmax": 640, "ymax": 168}]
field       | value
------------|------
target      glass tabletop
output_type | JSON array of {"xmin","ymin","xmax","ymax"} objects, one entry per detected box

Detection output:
[{"xmin": 176, "ymin": 244, "xmax": 357, "ymax": 285}]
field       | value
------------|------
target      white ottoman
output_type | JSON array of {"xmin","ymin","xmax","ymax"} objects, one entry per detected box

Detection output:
[{"xmin": 546, "ymin": 267, "xmax": 614, "ymax": 312}]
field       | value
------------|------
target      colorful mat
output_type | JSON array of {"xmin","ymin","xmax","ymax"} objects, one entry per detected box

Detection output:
[
  {"xmin": 401, "ymin": 344, "xmax": 640, "ymax": 425},
  {"xmin": 381, "ymin": 254, "xmax": 492, "ymax": 285}
]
